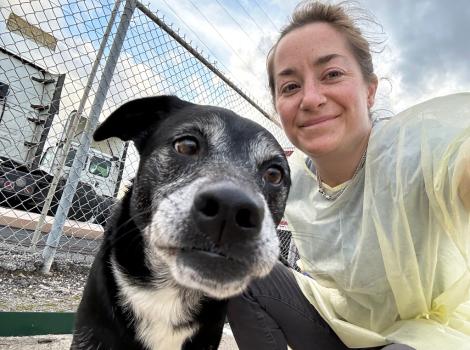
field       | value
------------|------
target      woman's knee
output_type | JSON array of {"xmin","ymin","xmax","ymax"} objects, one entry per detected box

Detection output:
[{"xmin": 227, "ymin": 262, "xmax": 292, "ymax": 321}]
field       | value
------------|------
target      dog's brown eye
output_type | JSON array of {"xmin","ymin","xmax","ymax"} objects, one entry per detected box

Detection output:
[
  {"xmin": 174, "ymin": 137, "xmax": 199, "ymax": 156},
  {"xmin": 263, "ymin": 166, "xmax": 283, "ymax": 185}
]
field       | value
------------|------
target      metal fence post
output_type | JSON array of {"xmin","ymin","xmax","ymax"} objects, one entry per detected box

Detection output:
[
  {"xmin": 41, "ymin": 0, "xmax": 137, "ymax": 273},
  {"xmin": 31, "ymin": 0, "xmax": 123, "ymax": 249}
]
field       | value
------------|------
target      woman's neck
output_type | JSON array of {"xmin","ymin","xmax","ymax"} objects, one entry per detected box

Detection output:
[{"xmin": 313, "ymin": 134, "xmax": 370, "ymax": 187}]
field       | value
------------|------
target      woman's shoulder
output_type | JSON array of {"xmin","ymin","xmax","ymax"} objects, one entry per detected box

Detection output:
[
  {"xmin": 395, "ymin": 92, "xmax": 470, "ymax": 121},
  {"xmin": 371, "ymin": 93, "xmax": 470, "ymax": 141},
  {"xmin": 366, "ymin": 93, "xmax": 470, "ymax": 191},
  {"xmin": 370, "ymin": 93, "xmax": 470, "ymax": 154}
]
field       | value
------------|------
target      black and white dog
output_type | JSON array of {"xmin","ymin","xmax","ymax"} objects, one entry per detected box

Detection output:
[{"xmin": 71, "ymin": 95, "xmax": 290, "ymax": 350}]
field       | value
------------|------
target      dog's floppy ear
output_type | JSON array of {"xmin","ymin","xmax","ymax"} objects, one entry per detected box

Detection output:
[{"xmin": 93, "ymin": 95, "xmax": 192, "ymax": 152}]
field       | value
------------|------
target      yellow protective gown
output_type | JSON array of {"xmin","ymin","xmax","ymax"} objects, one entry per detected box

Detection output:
[{"xmin": 285, "ymin": 93, "xmax": 470, "ymax": 349}]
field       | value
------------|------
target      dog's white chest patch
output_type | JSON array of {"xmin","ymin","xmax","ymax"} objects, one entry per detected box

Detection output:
[{"xmin": 113, "ymin": 265, "xmax": 200, "ymax": 350}]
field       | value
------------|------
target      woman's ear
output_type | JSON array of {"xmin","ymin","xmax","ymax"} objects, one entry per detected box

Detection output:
[{"xmin": 367, "ymin": 74, "xmax": 378, "ymax": 109}]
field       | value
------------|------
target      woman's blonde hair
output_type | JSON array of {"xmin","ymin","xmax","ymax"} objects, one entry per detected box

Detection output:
[{"xmin": 267, "ymin": 1, "xmax": 378, "ymax": 102}]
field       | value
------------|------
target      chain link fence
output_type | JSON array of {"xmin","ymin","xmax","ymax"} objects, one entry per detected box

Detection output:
[{"xmin": 0, "ymin": 0, "xmax": 297, "ymax": 274}]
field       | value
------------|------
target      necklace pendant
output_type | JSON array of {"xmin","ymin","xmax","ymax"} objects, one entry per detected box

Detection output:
[{"xmin": 318, "ymin": 187, "xmax": 335, "ymax": 200}]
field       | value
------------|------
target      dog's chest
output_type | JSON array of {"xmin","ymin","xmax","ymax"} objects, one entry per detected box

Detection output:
[{"xmin": 115, "ymin": 271, "xmax": 200, "ymax": 349}]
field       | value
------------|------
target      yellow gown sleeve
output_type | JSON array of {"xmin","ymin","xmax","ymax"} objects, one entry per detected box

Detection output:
[{"xmin": 365, "ymin": 93, "xmax": 470, "ymax": 349}]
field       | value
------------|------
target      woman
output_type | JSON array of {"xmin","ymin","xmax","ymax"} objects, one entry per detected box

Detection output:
[{"xmin": 227, "ymin": 1, "xmax": 470, "ymax": 349}]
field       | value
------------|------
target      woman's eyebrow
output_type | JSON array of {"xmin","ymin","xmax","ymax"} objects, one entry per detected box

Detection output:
[
  {"xmin": 277, "ymin": 67, "xmax": 296, "ymax": 77},
  {"xmin": 314, "ymin": 53, "xmax": 344, "ymax": 66},
  {"xmin": 276, "ymin": 54, "xmax": 345, "ymax": 77}
]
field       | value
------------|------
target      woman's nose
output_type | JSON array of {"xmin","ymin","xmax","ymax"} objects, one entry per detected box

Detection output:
[{"xmin": 300, "ymin": 82, "xmax": 326, "ymax": 110}]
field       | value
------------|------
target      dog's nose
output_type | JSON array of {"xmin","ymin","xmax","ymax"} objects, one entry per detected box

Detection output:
[{"xmin": 192, "ymin": 182, "xmax": 265, "ymax": 246}]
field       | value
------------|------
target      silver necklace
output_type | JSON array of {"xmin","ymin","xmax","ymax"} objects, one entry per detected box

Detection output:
[{"xmin": 316, "ymin": 149, "xmax": 367, "ymax": 201}]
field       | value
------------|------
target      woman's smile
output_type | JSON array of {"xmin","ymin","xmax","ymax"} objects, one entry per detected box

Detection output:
[{"xmin": 299, "ymin": 115, "xmax": 339, "ymax": 128}]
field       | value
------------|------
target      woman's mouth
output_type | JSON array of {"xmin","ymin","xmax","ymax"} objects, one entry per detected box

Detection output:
[{"xmin": 300, "ymin": 115, "xmax": 338, "ymax": 127}]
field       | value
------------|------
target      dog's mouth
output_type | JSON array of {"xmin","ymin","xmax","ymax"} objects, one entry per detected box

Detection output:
[
  {"xmin": 157, "ymin": 245, "xmax": 241, "ymax": 263},
  {"xmin": 155, "ymin": 243, "xmax": 254, "ymax": 295}
]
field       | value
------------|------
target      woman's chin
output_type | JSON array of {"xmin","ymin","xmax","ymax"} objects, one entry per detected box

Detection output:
[{"xmin": 295, "ymin": 140, "xmax": 341, "ymax": 159}]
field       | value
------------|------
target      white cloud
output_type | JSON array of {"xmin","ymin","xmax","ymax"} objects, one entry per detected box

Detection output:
[
  {"xmin": 361, "ymin": 0, "xmax": 470, "ymax": 112},
  {"xmin": 148, "ymin": 0, "xmax": 275, "ymax": 100}
]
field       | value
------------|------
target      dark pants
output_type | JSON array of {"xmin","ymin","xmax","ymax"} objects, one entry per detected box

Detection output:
[{"xmin": 227, "ymin": 262, "xmax": 414, "ymax": 350}]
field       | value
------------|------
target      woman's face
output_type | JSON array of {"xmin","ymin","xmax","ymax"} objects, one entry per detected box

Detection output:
[{"xmin": 273, "ymin": 22, "xmax": 377, "ymax": 159}]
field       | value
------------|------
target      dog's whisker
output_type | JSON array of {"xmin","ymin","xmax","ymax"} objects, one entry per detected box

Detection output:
[
  {"xmin": 104, "ymin": 190, "xmax": 188, "ymax": 252},
  {"xmin": 105, "ymin": 208, "xmax": 154, "ymax": 248}
]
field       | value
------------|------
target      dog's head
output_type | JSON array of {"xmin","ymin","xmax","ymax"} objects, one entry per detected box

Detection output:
[{"xmin": 94, "ymin": 96, "xmax": 290, "ymax": 299}]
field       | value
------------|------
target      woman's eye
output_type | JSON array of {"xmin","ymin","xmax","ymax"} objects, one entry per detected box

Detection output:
[
  {"xmin": 173, "ymin": 137, "xmax": 199, "ymax": 156},
  {"xmin": 280, "ymin": 83, "xmax": 299, "ymax": 94},
  {"xmin": 325, "ymin": 70, "xmax": 344, "ymax": 80},
  {"xmin": 263, "ymin": 166, "xmax": 284, "ymax": 185}
]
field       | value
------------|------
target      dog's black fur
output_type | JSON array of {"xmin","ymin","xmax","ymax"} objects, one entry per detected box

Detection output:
[{"xmin": 71, "ymin": 96, "xmax": 290, "ymax": 350}]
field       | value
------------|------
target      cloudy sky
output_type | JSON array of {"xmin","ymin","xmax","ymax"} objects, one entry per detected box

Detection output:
[
  {"xmin": 149, "ymin": 0, "xmax": 470, "ymax": 115},
  {"xmin": 1, "ymin": 0, "xmax": 468, "ymax": 182},
  {"xmin": 1, "ymin": 0, "xmax": 469, "ymax": 119}
]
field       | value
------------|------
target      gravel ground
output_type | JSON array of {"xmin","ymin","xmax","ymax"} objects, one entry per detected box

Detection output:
[{"xmin": 0, "ymin": 247, "xmax": 90, "ymax": 313}]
